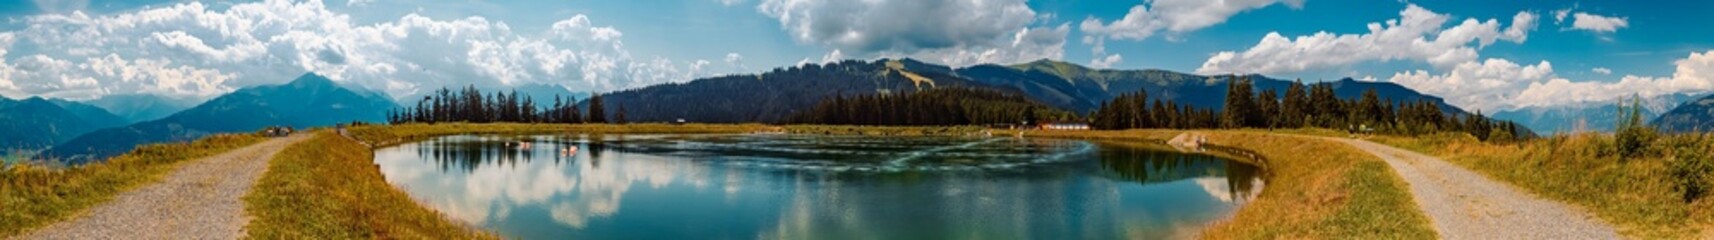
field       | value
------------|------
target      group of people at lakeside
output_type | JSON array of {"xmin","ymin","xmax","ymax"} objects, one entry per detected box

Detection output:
[
  {"xmin": 261, "ymin": 126, "xmax": 295, "ymax": 137},
  {"xmin": 260, "ymin": 122, "xmax": 366, "ymax": 138}
]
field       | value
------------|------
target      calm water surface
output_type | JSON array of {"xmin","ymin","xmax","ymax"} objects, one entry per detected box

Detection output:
[{"xmin": 374, "ymin": 134, "xmax": 1263, "ymax": 239}]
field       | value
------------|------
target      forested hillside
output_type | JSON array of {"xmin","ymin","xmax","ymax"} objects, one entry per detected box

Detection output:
[
  {"xmin": 958, "ymin": 60, "xmax": 1472, "ymax": 115},
  {"xmin": 583, "ymin": 58, "xmax": 1479, "ymax": 125},
  {"xmin": 592, "ymin": 59, "xmax": 992, "ymax": 123},
  {"xmin": 0, "ymin": 97, "xmax": 128, "ymax": 152}
]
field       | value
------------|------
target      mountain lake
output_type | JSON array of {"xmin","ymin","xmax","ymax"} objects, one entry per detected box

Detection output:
[{"xmin": 373, "ymin": 134, "xmax": 1265, "ymax": 239}]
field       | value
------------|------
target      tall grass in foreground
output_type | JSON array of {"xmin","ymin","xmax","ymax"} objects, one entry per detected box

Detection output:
[
  {"xmin": 1026, "ymin": 129, "xmax": 1436, "ymax": 239},
  {"xmin": 0, "ymin": 134, "xmax": 264, "ymax": 236},
  {"xmin": 242, "ymin": 132, "xmax": 493, "ymax": 239},
  {"xmin": 1373, "ymin": 132, "xmax": 1714, "ymax": 238}
]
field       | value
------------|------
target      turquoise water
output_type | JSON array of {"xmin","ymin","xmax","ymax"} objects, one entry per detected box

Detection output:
[{"xmin": 374, "ymin": 134, "xmax": 1263, "ymax": 239}]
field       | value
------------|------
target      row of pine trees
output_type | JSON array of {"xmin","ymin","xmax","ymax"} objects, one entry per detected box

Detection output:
[
  {"xmin": 387, "ymin": 86, "xmax": 623, "ymax": 124},
  {"xmin": 1090, "ymin": 76, "xmax": 1525, "ymax": 141},
  {"xmin": 787, "ymin": 88, "xmax": 1075, "ymax": 126}
]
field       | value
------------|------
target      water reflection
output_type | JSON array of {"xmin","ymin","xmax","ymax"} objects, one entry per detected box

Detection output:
[
  {"xmin": 1095, "ymin": 142, "xmax": 1263, "ymax": 203},
  {"xmin": 373, "ymin": 134, "xmax": 1264, "ymax": 239}
]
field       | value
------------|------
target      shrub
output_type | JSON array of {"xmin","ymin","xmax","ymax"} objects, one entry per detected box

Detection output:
[
  {"xmin": 1613, "ymin": 126, "xmax": 1657, "ymax": 160},
  {"xmin": 1610, "ymin": 95, "xmax": 1659, "ymax": 160},
  {"xmin": 1673, "ymin": 154, "xmax": 1713, "ymax": 202},
  {"xmin": 1667, "ymin": 134, "xmax": 1714, "ymax": 202}
]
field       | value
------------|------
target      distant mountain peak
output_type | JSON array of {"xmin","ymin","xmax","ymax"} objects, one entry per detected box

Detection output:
[
  {"xmin": 20, "ymin": 96, "xmax": 52, "ymax": 103},
  {"xmin": 286, "ymin": 72, "xmax": 337, "ymax": 88},
  {"xmin": 1652, "ymin": 93, "xmax": 1714, "ymax": 133}
]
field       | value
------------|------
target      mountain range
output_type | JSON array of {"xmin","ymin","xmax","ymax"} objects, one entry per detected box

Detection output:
[
  {"xmin": 1493, "ymin": 93, "xmax": 1702, "ymax": 134},
  {"xmin": 0, "ymin": 97, "xmax": 128, "ymax": 153},
  {"xmin": 970, "ymin": 59, "xmax": 1470, "ymax": 114},
  {"xmin": 1653, "ymin": 93, "xmax": 1714, "ymax": 132},
  {"xmin": 45, "ymin": 73, "xmax": 398, "ymax": 163},
  {"xmin": 593, "ymin": 58, "xmax": 1474, "ymax": 123},
  {"xmin": 83, "ymin": 94, "xmax": 201, "ymax": 123}
]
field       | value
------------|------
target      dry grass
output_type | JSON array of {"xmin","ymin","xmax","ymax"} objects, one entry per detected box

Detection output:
[
  {"xmin": 1372, "ymin": 132, "xmax": 1714, "ymax": 239},
  {"xmin": 1028, "ymin": 129, "xmax": 1436, "ymax": 239},
  {"xmin": 0, "ymin": 134, "xmax": 265, "ymax": 236},
  {"xmin": 242, "ymin": 131, "xmax": 494, "ymax": 239}
]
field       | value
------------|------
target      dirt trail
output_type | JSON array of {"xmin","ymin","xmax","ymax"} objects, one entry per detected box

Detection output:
[
  {"xmin": 1331, "ymin": 138, "xmax": 1619, "ymax": 239},
  {"xmin": 18, "ymin": 134, "xmax": 311, "ymax": 239}
]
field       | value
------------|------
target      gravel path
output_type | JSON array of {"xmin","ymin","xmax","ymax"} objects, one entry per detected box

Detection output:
[
  {"xmin": 1331, "ymin": 138, "xmax": 1619, "ymax": 239},
  {"xmin": 18, "ymin": 134, "xmax": 312, "ymax": 240}
]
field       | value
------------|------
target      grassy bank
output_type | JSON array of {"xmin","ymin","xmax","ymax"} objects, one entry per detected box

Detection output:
[
  {"xmin": 0, "ymin": 134, "xmax": 265, "ymax": 236},
  {"xmin": 1027, "ymin": 129, "xmax": 1436, "ymax": 239},
  {"xmin": 1373, "ymin": 133, "xmax": 1714, "ymax": 238},
  {"xmin": 242, "ymin": 131, "xmax": 494, "ymax": 239}
]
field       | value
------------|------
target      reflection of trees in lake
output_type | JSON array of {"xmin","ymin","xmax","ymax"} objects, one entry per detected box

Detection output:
[
  {"xmin": 587, "ymin": 134, "xmax": 607, "ymax": 169},
  {"xmin": 416, "ymin": 136, "xmax": 539, "ymax": 173},
  {"xmin": 409, "ymin": 134, "xmax": 634, "ymax": 173},
  {"xmin": 1222, "ymin": 158, "xmax": 1261, "ymax": 202},
  {"xmin": 1096, "ymin": 146, "xmax": 1262, "ymax": 199}
]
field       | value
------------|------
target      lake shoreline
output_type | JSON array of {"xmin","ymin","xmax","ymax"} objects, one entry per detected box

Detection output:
[{"xmin": 240, "ymin": 123, "xmax": 1435, "ymax": 238}]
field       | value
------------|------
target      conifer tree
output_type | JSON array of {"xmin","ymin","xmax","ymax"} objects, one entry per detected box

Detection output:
[{"xmin": 588, "ymin": 93, "xmax": 608, "ymax": 123}]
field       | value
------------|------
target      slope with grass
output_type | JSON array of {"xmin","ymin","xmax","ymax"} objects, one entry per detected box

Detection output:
[
  {"xmin": 1373, "ymin": 133, "xmax": 1714, "ymax": 238},
  {"xmin": 20, "ymin": 134, "xmax": 309, "ymax": 239},
  {"xmin": 1024, "ymin": 129, "xmax": 1436, "ymax": 239},
  {"xmin": 243, "ymin": 132, "xmax": 493, "ymax": 239},
  {"xmin": 1334, "ymin": 138, "xmax": 1617, "ymax": 239},
  {"xmin": 0, "ymin": 134, "xmax": 265, "ymax": 236}
]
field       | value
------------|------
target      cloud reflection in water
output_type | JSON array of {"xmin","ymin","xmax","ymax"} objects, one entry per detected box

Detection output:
[{"xmin": 372, "ymin": 134, "xmax": 1263, "ymax": 239}]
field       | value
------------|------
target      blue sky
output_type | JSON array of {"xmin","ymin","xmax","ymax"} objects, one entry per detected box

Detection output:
[{"xmin": 0, "ymin": 0, "xmax": 1710, "ymax": 112}]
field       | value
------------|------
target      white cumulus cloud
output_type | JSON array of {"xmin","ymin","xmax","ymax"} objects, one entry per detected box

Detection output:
[
  {"xmin": 756, "ymin": 0, "xmax": 1065, "ymax": 67},
  {"xmin": 1570, "ymin": 12, "xmax": 1628, "ymax": 33},
  {"xmin": 724, "ymin": 53, "xmax": 745, "ymax": 71},
  {"xmin": 1196, "ymin": 4, "xmax": 1537, "ymax": 76},
  {"xmin": 1091, "ymin": 54, "xmax": 1122, "ymax": 69},
  {"xmin": 1513, "ymin": 51, "xmax": 1714, "ymax": 109},
  {"xmin": 1080, "ymin": 0, "xmax": 1303, "ymax": 41},
  {"xmin": 1388, "ymin": 51, "xmax": 1714, "ymax": 112},
  {"xmin": 1388, "ymin": 58, "xmax": 1555, "ymax": 112},
  {"xmin": 0, "ymin": 0, "xmax": 711, "ymax": 101},
  {"xmin": 1592, "ymin": 67, "xmax": 1612, "ymax": 75}
]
